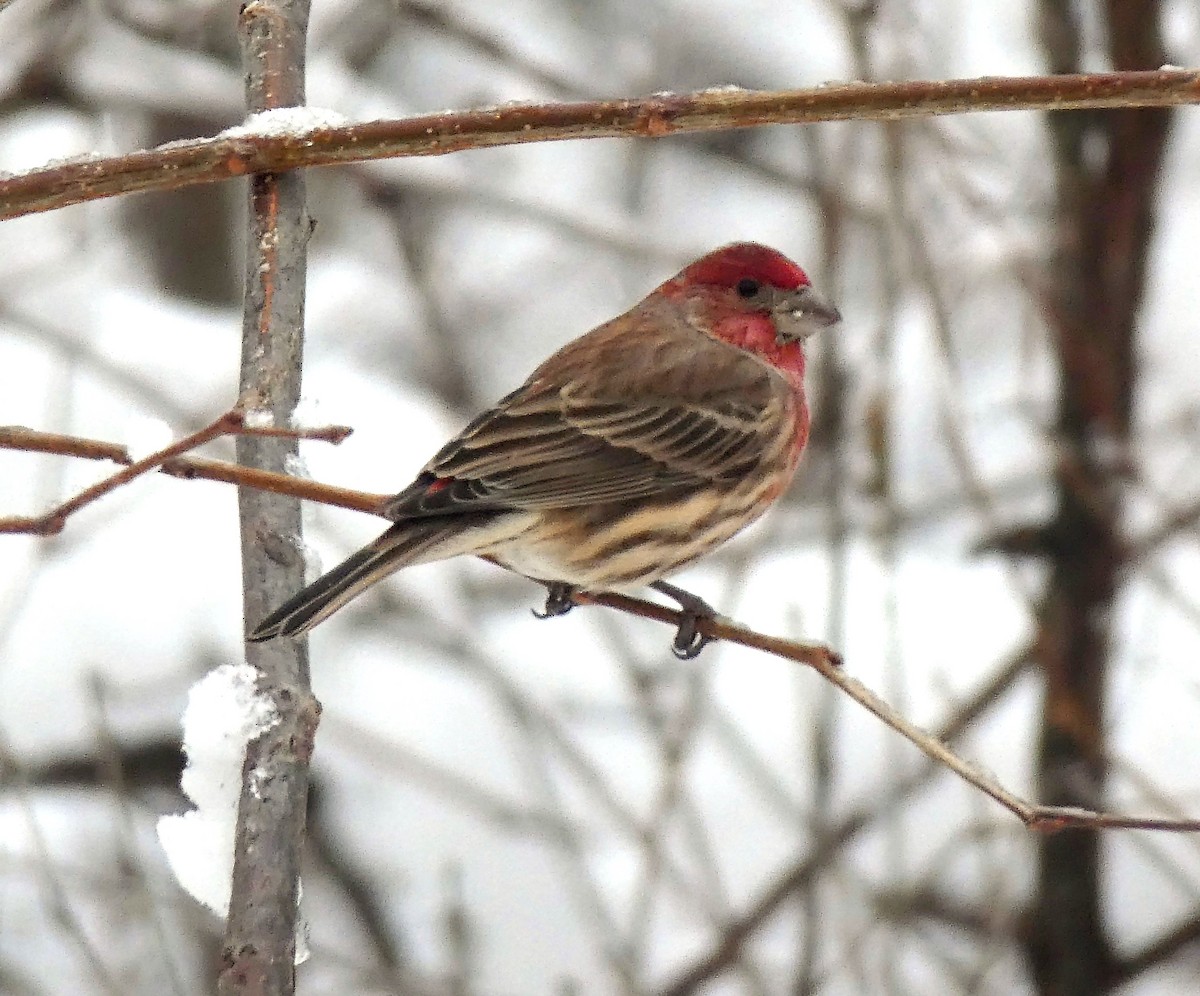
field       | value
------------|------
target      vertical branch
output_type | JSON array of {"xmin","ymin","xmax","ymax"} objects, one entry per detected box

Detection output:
[
  {"xmin": 220, "ymin": 2, "xmax": 317, "ymax": 995},
  {"xmin": 1031, "ymin": 1, "xmax": 1170, "ymax": 993}
]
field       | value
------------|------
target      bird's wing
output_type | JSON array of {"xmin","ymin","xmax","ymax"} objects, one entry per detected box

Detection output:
[{"xmin": 379, "ymin": 365, "xmax": 787, "ymax": 520}]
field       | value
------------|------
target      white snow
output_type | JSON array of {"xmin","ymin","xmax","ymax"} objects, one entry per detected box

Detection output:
[
  {"xmin": 156, "ymin": 664, "xmax": 280, "ymax": 919},
  {"xmin": 283, "ymin": 451, "xmax": 310, "ymax": 478},
  {"xmin": 155, "ymin": 664, "xmax": 310, "ymax": 964},
  {"xmin": 219, "ymin": 106, "xmax": 350, "ymax": 139},
  {"xmin": 241, "ymin": 407, "xmax": 275, "ymax": 429}
]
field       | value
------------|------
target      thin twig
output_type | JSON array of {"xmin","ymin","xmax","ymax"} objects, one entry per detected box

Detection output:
[
  {"xmin": 0, "ymin": 412, "xmax": 352, "ymax": 535},
  {"xmin": 2, "ymin": 71, "xmax": 1198, "ymax": 220},
  {"xmin": 161, "ymin": 455, "xmax": 383, "ymax": 513},
  {"xmin": 0, "ymin": 425, "xmax": 131, "ymax": 464},
  {"xmin": 0, "ymin": 412, "xmax": 241, "ymax": 535}
]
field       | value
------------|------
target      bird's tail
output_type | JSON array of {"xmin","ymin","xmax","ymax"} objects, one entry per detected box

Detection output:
[{"xmin": 247, "ymin": 520, "xmax": 460, "ymax": 641}]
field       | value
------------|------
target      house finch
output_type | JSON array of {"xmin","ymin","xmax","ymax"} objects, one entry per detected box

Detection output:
[{"xmin": 249, "ymin": 242, "xmax": 839, "ymax": 657}]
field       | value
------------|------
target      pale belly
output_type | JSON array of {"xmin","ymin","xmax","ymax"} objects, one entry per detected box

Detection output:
[{"xmin": 483, "ymin": 489, "xmax": 773, "ymax": 590}]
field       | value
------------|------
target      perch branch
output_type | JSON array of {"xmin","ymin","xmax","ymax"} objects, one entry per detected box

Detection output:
[{"xmin": 8, "ymin": 428, "xmax": 1196, "ymax": 835}]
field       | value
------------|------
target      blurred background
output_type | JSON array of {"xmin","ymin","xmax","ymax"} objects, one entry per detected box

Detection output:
[{"xmin": 2, "ymin": 0, "xmax": 1200, "ymax": 993}]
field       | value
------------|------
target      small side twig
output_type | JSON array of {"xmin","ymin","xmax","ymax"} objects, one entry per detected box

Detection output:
[
  {"xmin": 0, "ymin": 425, "xmax": 132, "ymax": 464},
  {"xmin": 161, "ymin": 455, "xmax": 384, "ymax": 514}
]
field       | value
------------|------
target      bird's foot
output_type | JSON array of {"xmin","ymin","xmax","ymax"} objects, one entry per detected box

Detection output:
[
  {"xmin": 651, "ymin": 580, "xmax": 718, "ymax": 660},
  {"xmin": 533, "ymin": 582, "xmax": 577, "ymax": 620}
]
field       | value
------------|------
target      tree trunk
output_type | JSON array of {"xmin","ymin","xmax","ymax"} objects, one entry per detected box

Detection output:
[{"xmin": 1030, "ymin": 3, "xmax": 1171, "ymax": 993}]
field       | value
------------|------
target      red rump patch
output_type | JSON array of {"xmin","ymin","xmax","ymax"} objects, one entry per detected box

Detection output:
[{"xmin": 675, "ymin": 243, "xmax": 809, "ymax": 292}]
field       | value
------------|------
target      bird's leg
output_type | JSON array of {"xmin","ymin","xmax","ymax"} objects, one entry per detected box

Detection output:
[
  {"xmin": 651, "ymin": 580, "xmax": 717, "ymax": 660},
  {"xmin": 533, "ymin": 581, "xmax": 577, "ymax": 619}
]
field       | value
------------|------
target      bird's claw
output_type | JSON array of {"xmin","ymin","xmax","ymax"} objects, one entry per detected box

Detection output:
[
  {"xmin": 652, "ymin": 580, "xmax": 717, "ymax": 660},
  {"xmin": 671, "ymin": 615, "xmax": 712, "ymax": 660},
  {"xmin": 533, "ymin": 579, "xmax": 718, "ymax": 659},
  {"xmin": 533, "ymin": 582, "xmax": 576, "ymax": 620}
]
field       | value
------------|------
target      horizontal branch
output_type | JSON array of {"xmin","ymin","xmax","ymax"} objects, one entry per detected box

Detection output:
[
  {"xmin": 3, "ymin": 70, "xmax": 1198, "ymax": 220},
  {"xmin": 161, "ymin": 454, "xmax": 386, "ymax": 513},
  {"xmin": 7, "ymin": 425, "xmax": 1197, "ymax": 834}
]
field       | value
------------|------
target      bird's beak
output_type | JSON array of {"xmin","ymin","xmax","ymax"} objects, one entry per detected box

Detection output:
[{"xmin": 772, "ymin": 285, "xmax": 841, "ymax": 343}]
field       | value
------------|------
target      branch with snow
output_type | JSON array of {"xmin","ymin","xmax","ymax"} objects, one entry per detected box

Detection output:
[
  {"xmin": 156, "ymin": 664, "xmax": 310, "ymax": 965},
  {"xmin": 156, "ymin": 664, "xmax": 283, "ymax": 918},
  {"xmin": 1, "ymin": 70, "xmax": 1197, "ymax": 221},
  {"xmin": 219, "ymin": 2, "xmax": 318, "ymax": 992}
]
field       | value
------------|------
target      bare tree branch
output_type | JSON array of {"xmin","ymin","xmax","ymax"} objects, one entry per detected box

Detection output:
[{"xmin": 2, "ymin": 70, "xmax": 1197, "ymax": 220}]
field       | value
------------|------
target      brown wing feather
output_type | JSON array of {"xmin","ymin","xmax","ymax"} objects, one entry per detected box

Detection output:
[{"xmin": 380, "ymin": 302, "xmax": 792, "ymax": 520}]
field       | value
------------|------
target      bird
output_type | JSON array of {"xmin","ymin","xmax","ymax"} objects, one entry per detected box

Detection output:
[{"xmin": 248, "ymin": 242, "xmax": 840, "ymax": 658}]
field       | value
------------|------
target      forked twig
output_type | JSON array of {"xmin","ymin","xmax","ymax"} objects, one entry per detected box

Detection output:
[{"xmin": 0, "ymin": 411, "xmax": 352, "ymax": 535}]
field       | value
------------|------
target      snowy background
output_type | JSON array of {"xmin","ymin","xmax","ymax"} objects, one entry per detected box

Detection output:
[{"xmin": 2, "ymin": 0, "xmax": 1200, "ymax": 993}]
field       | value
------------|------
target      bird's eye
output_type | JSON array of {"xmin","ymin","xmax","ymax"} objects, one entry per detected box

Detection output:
[{"xmin": 736, "ymin": 278, "xmax": 761, "ymax": 298}]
